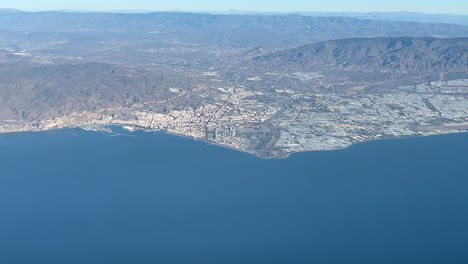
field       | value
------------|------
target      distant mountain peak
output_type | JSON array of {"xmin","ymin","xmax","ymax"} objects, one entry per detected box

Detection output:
[{"xmin": 0, "ymin": 8, "xmax": 24, "ymax": 13}]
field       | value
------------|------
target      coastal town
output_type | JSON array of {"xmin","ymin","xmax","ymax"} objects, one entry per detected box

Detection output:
[{"xmin": 1, "ymin": 78, "xmax": 467, "ymax": 158}]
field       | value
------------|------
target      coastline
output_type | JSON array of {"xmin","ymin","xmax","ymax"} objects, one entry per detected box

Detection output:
[
  {"xmin": 1, "ymin": 124, "xmax": 468, "ymax": 160},
  {"xmin": 285, "ymin": 131, "xmax": 468, "ymax": 159}
]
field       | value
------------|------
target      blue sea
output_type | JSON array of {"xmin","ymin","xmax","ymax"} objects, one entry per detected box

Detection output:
[{"xmin": 0, "ymin": 128, "xmax": 467, "ymax": 264}]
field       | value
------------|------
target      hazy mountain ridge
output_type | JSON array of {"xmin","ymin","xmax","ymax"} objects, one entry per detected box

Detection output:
[
  {"xmin": 255, "ymin": 37, "xmax": 468, "ymax": 72},
  {"xmin": 0, "ymin": 8, "xmax": 24, "ymax": 13},
  {"xmin": 0, "ymin": 12, "xmax": 468, "ymax": 48},
  {"xmin": 297, "ymin": 12, "xmax": 468, "ymax": 26}
]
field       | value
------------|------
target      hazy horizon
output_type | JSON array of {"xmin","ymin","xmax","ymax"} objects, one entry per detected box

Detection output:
[
  {"xmin": 0, "ymin": 0, "xmax": 467, "ymax": 15},
  {"xmin": 2, "ymin": 8, "xmax": 468, "ymax": 16}
]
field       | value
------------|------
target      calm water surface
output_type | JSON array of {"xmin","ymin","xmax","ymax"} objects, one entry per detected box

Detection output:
[{"xmin": 0, "ymin": 128, "xmax": 467, "ymax": 264}]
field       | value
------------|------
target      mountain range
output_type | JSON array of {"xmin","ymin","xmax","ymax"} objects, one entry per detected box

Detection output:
[
  {"xmin": 255, "ymin": 37, "xmax": 468, "ymax": 72},
  {"xmin": 0, "ymin": 12, "xmax": 467, "ymax": 48}
]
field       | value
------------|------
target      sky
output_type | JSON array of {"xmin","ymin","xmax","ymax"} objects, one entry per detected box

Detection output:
[{"xmin": 0, "ymin": 0, "xmax": 467, "ymax": 15}]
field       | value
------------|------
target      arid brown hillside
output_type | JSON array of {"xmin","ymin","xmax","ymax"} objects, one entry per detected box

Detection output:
[{"xmin": 256, "ymin": 37, "xmax": 468, "ymax": 72}]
